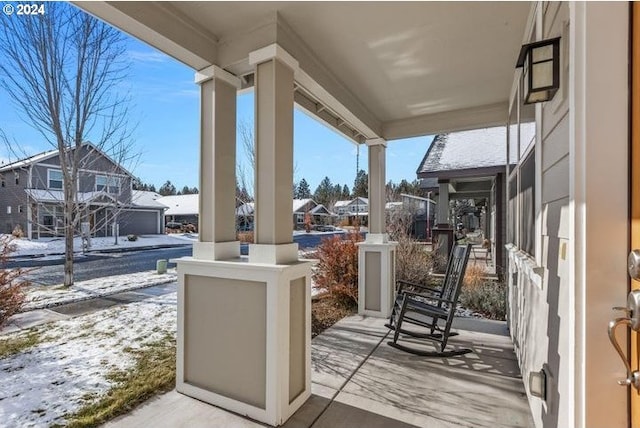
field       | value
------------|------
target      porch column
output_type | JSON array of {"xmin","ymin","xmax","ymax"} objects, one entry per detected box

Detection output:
[
  {"xmin": 433, "ymin": 179, "xmax": 453, "ymax": 263},
  {"xmin": 193, "ymin": 65, "xmax": 241, "ymax": 260},
  {"xmin": 248, "ymin": 45, "xmax": 299, "ymax": 264},
  {"xmin": 437, "ymin": 180, "xmax": 450, "ymax": 224},
  {"xmin": 176, "ymin": 55, "xmax": 311, "ymax": 427},
  {"xmin": 358, "ymin": 138, "xmax": 397, "ymax": 318}
]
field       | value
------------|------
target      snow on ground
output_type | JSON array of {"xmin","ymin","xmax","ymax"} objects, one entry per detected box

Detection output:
[
  {"xmin": 0, "ymin": 292, "xmax": 177, "ymax": 427},
  {"xmin": 5, "ymin": 234, "xmax": 195, "ymax": 257},
  {"xmin": 23, "ymin": 270, "xmax": 178, "ymax": 311}
]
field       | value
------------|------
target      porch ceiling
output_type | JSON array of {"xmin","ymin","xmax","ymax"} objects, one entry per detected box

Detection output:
[{"xmin": 75, "ymin": 1, "xmax": 531, "ymax": 141}]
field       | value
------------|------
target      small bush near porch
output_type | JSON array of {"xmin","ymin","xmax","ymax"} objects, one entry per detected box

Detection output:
[
  {"xmin": 311, "ymin": 232, "xmax": 362, "ymax": 336},
  {"xmin": 461, "ymin": 264, "xmax": 507, "ymax": 320}
]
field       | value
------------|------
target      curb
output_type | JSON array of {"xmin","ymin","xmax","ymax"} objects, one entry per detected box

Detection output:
[{"xmin": 8, "ymin": 243, "xmax": 193, "ymax": 260}]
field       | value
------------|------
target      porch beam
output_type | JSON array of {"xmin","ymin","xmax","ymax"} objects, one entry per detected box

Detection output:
[
  {"xmin": 73, "ymin": 1, "xmax": 217, "ymax": 70},
  {"xmin": 382, "ymin": 102, "xmax": 508, "ymax": 141}
]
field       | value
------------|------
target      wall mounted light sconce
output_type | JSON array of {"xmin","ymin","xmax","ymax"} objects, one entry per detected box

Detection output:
[
  {"xmin": 529, "ymin": 365, "xmax": 549, "ymax": 401},
  {"xmin": 516, "ymin": 37, "xmax": 561, "ymax": 104}
]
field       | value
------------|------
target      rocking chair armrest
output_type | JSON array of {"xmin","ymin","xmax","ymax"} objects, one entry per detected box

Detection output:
[
  {"xmin": 396, "ymin": 280, "xmax": 441, "ymax": 294},
  {"xmin": 402, "ymin": 290, "xmax": 457, "ymax": 305}
]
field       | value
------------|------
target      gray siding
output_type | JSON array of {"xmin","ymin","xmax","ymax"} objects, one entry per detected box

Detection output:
[{"xmin": 0, "ymin": 169, "xmax": 29, "ymax": 234}]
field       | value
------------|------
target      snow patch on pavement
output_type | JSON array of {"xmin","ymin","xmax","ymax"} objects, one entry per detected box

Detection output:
[{"xmin": 24, "ymin": 270, "xmax": 178, "ymax": 311}]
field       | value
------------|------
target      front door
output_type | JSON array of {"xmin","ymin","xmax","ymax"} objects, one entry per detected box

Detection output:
[{"xmin": 631, "ymin": 3, "xmax": 640, "ymax": 425}]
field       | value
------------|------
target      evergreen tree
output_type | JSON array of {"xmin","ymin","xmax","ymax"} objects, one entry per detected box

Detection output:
[
  {"xmin": 296, "ymin": 178, "xmax": 312, "ymax": 199},
  {"xmin": 158, "ymin": 180, "xmax": 177, "ymax": 196},
  {"xmin": 313, "ymin": 176, "xmax": 334, "ymax": 206},
  {"xmin": 352, "ymin": 169, "xmax": 368, "ymax": 198},
  {"xmin": 149, "ymin": 184, "xmax": 157, "ymax": 192},
  {"xmin": 342, "ymin": 184, "xmax": 351, "ymax": 200}
]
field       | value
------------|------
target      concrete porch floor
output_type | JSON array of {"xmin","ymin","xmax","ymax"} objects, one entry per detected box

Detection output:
[{"xmin": 104, "ymin": 315, "xmax": 533, "ymax": 428}]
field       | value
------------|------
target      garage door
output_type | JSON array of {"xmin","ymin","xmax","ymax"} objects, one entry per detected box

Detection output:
[{"xmin": 119, "ymin": 210, "xmax": 159, "ymax": 235}]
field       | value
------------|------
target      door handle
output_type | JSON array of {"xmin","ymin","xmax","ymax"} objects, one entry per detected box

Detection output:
[{"xmin": 608, "ymin": 289, "xmax": 640, "ymax": 390}]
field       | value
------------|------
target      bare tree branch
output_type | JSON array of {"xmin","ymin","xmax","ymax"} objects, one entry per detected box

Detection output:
[{"xmin": 0, "ymin": 3, "xmax": 137, "ymax": 286}]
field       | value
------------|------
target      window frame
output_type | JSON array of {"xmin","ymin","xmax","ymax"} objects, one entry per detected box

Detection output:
[
  {"xmin": 96, "ymin": 175, "xmax": 121, "ymax": 194},
  {"xmin": 506, "ymin": 72, "xmax": 538, "ymax": 259},
  {"xmin": 48, "ymin": 169, "xmax": 63, "ymax": 190}
]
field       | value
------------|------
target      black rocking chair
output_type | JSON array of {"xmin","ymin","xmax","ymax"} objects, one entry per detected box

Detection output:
[{"xmin": 386, "ymin": 243, "xmax": 472, "ymax": 357}]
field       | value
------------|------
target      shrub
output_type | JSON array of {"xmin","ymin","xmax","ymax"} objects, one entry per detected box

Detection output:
[
  {"xmin": 237, "ymin": 231, "xmax": 254, "ymax": 243},
  {"xmin": 463, "ymin": 264, "xmax": 487, "ymax": 289},
  {"xmin": 127, "ymin": 234, "xmax": 138, "ymax": 242},
  {"xmin": 12, "ymin": 225, "xmax": 24, "ymax": 238},
  {"xmin": 312, "ymin": 232, "xmax": 363, "ymax": 306},
  {"xmin": 0, "ymin": 236, "xmax": 29, "ymax": 328},
  {"xmin": 387, "ymin": 222, "xmax": 442, "ymax": 286},
  {"xmin": 459, "ymin": 280, "xmax": 506, "ymax": 320},
  {"xmin": 458, "ymin": 264, "xmax": 506, "ymax": 320}
]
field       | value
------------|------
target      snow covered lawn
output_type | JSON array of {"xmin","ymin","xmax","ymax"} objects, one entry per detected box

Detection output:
[
  {"xmin": 23, "ymin": 270, "xmax": 178, "ymax": 311},
  {"xmin": 6, "ymin": 234, "xmax": 195, "ymax": 258},
  {"xmin": 0, "ymin": 292, "xmax": 177, "ymax": 427}
]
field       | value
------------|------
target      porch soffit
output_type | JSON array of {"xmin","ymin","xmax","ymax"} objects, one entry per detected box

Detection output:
[{"xmin": 74, "ymin": 2, "xmax": 531, "ymax": 141}]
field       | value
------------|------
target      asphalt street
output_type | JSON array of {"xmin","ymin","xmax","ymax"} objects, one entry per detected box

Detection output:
[
  {"xmin": 12, "ymin": 246, "xmax": 192, "ymax": 286},
  {"xmin": 8, "ymin": 231, "xmax": 353, "ymax": 286}
]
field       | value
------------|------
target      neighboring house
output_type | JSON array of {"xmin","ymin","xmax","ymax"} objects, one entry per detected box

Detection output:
[
  {"xmin": 399, "ymin": 193, "xmax": 437, "ymax": 241},
  {"xmin": 0, "ymin": 143, "xmax": 165, "ymax": 239},
  {"xmin": 157, "ymin": 194, "xmax": 199, "ymax": 228},
  {"xmin": 236, "ymin": 199, "xmax": 333, "ymax": 230},
  {"xmin": 416, "ymin": 126, "xmax": 507, "ymax": 272},
  {"xmin": 334, "ymin": 197, "xmax": 368, "ymax": 225}
]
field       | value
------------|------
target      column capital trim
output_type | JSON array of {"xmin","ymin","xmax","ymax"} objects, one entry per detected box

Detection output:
[
  {"xmin": 249, "ymin": 43, "xmax": 299, "ymax": 72},
  {"xmin": 365, "ymin": 138, "xmax": 387, "ymax": 147},
  {"xmin": 195, "ymin": 65, "xmax": 241, "ymax": 88}
]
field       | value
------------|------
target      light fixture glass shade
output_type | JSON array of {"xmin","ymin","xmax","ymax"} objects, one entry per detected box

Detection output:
[{"xmin": 532, "ymin": 61, "xmax": 553, "ymax": 89}]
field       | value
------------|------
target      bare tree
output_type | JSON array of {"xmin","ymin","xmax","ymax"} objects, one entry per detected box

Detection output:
[{"xmin": 0, "ymin": 3, "xmax": 136, "ymax": 286}]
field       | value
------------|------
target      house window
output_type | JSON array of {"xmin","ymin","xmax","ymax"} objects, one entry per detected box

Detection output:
[
  {"xmin": 1, "ymin": 176, "xmax": 4, "ymax": 187},
  {"xmin": 48, "ymin": 169, "xmax": 63, "ymax": 189},
  {"xmin": 18, "ymin": 205, "xmax": 23, "ymax": 213},
  {"xmin": 6, "ymin": 206, "xmax": 11, "ymax": 214},
  {"xmin": 296, "ymin": 213, "xmax": 304, "ymax": 224},
  {"xmin": 43, "ymin": 215, "xmax": 53, "ymax": 227},
  {"xmin": 14, "ymin": 172, "xmax": 19, "ymax": 185},
  {"xmin": 96, "ymin": 175, "xmax": 121, "ymax": 193},
  {"xmin": 519, "ymin": 151, "xmax": 535, "ymax": 255},
  {"xmin": 506, "ymin": 73, "xmax": 537, "ymax": 257}
]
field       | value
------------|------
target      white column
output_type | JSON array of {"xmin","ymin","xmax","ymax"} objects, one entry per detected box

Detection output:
[
  {"xmin": 193, "ymin": 65, "xmax": 241, "ymax": 261},
  {"xmin": 248, "ymin": 45, "xmax": 299, "ymax": 264},
  {"xmin": 176, "ymin": 53, "xmax": 312, "ymax": 427},
  {"xmin": 366, "ymin": 138, "xmax": 387, "ymax": 243},
  {"xmin": 358, "ymin": 138, "xmax": 397, "ymax": 318}
]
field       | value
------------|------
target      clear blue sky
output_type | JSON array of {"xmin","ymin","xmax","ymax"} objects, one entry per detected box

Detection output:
[{"xmin": 0, "ymin": 33, "xmax": 433, "ymax": 194}]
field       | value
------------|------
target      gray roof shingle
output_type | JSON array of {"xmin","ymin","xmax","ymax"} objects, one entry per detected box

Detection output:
[{"xmin": 417, "ymin": 127, "xmax": 506, "ymax": 177}]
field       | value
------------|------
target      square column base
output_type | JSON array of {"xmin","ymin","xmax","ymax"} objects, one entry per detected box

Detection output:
[
  {"xmin": 193, "ymin": 241, "xmax": 241, "ymax": 260},
  {"xmin": 357, "ymin": 241, "xmax": 398, "ymax": 318},
  {"xmin": 175, "ymin": 257, "xmax": 312, "ymax": 426}
]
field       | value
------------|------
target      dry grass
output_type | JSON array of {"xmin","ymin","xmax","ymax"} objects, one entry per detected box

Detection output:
[
  {"xmin": 62, "ymin": 334, "xmax": 176, "ymax": 428},
  {"xmin": 0, "ymin": 331, "xmax": 41, "ymax": 358},
  {"xmin": 463, "ymin": 264, "xmax": 487, "ymax": 289},
  {"xmin": 311, "ymin": 292, "xmax": 357, "ymax": 338}
]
